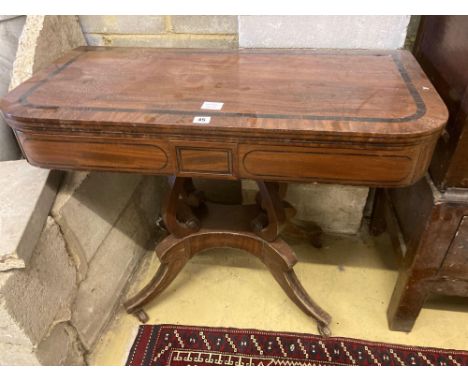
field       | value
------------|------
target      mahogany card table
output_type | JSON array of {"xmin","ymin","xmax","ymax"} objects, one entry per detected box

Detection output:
[{"xmin": 0, "ymin": 47, "xmax": 448, "ymax": 336}]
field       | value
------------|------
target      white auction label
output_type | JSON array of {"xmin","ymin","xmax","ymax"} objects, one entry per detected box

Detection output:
[
  {"xmin": 201, "ymin": 101, "xmax": 224, "ymax": 110},
  {"xmin": 193, "ymin": 116, "xmax": 211, "ymax": 124}
]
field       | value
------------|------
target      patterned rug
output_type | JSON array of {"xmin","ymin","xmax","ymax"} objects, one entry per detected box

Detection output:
[{"xmin": 125, "ymin": 324, "xmax": 468, "ymax": 366}]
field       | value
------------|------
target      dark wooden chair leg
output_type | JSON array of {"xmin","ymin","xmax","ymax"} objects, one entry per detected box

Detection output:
[
  {"xmin": 387, "ymin": 271, "xmax": 428, "ymax": 332},
  {"xmin": 382, "ymin": 182, "xmax": 451, "ymax": 332},
  {"xmin": 369, "ymin": 188, "xmax": 387, "ymax": 236}
]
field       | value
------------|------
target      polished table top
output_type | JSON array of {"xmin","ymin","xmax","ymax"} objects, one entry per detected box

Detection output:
[{"xmin": 0, "ymin": 47, "xmax": 448, "ymax": 187}]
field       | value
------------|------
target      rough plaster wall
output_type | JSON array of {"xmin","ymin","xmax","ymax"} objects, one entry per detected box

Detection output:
[
  {"xmin": 9, "ymin": 15, "xmax": 86, "ymax": 90},
  {"xmin": 0, "ymin": 217, "xmax": 84, "ymax": 365},
  {"xmin": 0, "ymin": 217, "xmax": 77, "ymax": 348}
]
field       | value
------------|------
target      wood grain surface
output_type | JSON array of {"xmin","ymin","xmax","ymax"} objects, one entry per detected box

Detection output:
[{"xmin": 0, "ymin": 47, "xmax": 449, "ymax": 186}]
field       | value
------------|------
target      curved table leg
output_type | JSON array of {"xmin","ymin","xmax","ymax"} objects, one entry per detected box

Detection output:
[
  {"xmin": 124, "ymin": 240, "xmax": 191, "ymax": 321},
  {"xmin": 124, "ymin": 229, "xmax": 332, "ymax": 336},
  {"xmin": 260, "ymin": 238, "xmax": 332, "ymax": 335}
]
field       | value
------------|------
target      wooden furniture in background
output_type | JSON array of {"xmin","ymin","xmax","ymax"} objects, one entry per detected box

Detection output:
[
  {"xmin": 0, "ymin": 47, "xmax": 448, "ymax": 336},
  {"xmin": 415, "ymin": 16, "xmax": 468, "ymax": 189},
  {"xmin": 371, "ymin": 16, "xmax": 468, "ymax": 332}
]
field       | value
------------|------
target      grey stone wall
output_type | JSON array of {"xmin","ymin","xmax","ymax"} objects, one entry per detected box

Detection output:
[
  {"xmin": 79, "ymin": 16, "xmax": 238, "ymax": 48},
  {"xmin": 0, "ymin": 160, "xmax": 59, "ymax": 271},
  {"xmin": 0, "ymin": 16, "xmax": 25, "ymax": 161},
  {"xmin": 238, "ymin": 16, "xmax": 410, "ymax": 49},
  {"xmin": 9, "ymin": 15, "xmax": 86, "ymax": 90},
  {"xmin": 0, "ymin": 174, "xmax": 163, "ymax": 365}
]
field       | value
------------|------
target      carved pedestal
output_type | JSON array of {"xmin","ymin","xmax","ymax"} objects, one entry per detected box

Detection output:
[{"xmin": 124, "ymin": 177, "xmax": 332, "ymax": 337}]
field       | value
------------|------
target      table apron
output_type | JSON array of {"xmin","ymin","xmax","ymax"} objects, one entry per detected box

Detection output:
[{"xmin": 14, "ymin": 130, "xmax": 437, "ymax": 187}]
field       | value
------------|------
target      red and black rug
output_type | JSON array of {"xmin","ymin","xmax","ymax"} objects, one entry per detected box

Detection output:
[{"xmin": 126, "ymin": 324, "xmax": 468, "ymax": 366}]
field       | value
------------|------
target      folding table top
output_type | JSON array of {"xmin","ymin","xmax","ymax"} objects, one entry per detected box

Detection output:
[
  {"xmin": 0, "ymin": 47, "xmax": 448, "ymax": 143},
  {"xmin": 0, "ymin": 47, "xmax": 449, "ymax": 187}
]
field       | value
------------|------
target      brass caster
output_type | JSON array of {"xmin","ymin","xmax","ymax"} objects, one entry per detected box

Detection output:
[
  {"xmin": 251, "ymin": 212, "xmax": 268, "ymax": 233},
  {"xmin": 317, "ymin": 323, "xmax": 332, "ymax": 338},
  {"xmin": 156, "ymin": 215, "xmax": 167, "ymax": 232},
  {"xmin": 185, "ymin": 217, "xmax": 200, "ymax": 230},
  {"xmin": 186, "ymin": 190, "xmax": 206, "ymax": 207},
  {"xmin": 133, "ymin": 309, "xmax": 149, "ymax": 323}
]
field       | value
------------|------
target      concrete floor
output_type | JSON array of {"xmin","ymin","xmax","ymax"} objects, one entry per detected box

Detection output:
[{"xmin": 89, "ymin": 228, "xmax": 468, "ymax": 365}]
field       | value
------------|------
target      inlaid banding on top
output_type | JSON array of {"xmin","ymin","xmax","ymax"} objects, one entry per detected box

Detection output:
[{"xmin": 18, "ymin": 48, "xmax": 425, "ymax": 124}]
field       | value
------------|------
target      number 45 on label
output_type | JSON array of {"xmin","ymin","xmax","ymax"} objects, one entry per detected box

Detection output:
[{"xmin": 193, "ymin": 116, "xmax": 211, "ymax": 124}]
